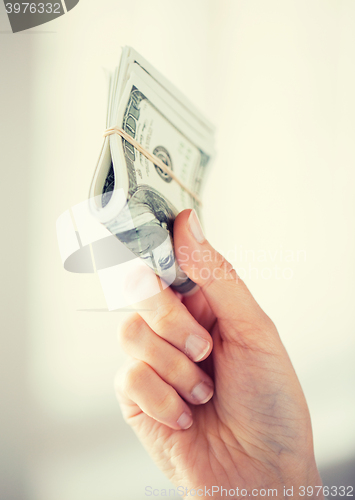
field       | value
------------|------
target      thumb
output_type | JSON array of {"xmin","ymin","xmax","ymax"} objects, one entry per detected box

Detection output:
[{"xmin": 174, "ymin": 209, "xmax": 272, "ymax": 338}]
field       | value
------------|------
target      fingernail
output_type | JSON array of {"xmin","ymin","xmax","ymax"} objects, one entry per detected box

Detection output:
[
  {"xmin": 188, "ymin": 209, "xmax": 205, "ymax": 244},
  {"xmin": 191, "ymin": 382, "xmax": 214, "ymax": 404},
  {"xmin": 185, "ymin": 334, "xmax": 210, "ymax": 362},
  {"xmin": 177, "ymin": 411, "xmax": 193, "ymax": 429}
]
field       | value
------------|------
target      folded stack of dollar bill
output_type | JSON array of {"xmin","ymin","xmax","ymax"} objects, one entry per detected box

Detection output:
[{"xmin": 89, "ymin": 47, "xmax": 215, "ymax": 295}]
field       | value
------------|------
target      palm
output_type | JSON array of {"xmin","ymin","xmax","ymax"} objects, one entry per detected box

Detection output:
[{"xmin": 121, "ymin": 290, "xmax": 313, "ymax": 492}]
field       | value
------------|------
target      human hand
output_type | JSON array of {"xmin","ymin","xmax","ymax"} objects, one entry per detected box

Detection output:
[{"xmin": 115, "ymin": 209, "xmax": 322, "ymax": 499}]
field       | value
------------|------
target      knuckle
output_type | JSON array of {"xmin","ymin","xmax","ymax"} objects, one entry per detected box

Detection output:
[
  {"xmin": 142, "ymin": 341, "xmax": 158, "ymax": 363},
  {"xmin": 213, "ymin": 253, "xmax": 235, "ymax": 279},
  {"xmin": 119, "ymin": 314, "xmax": 144, "ymax": 348},
  {"xmin": 155, "ymin": 390, "xmax": 177, "ymax": 417},
  {"xmin": 202, "ymin": 252, "xmax": 237, "ymax": 289},
  {"xmin": 123, "ymin": 360, "xmax": 146, "ymax": 394},
  {"xmin": 152, "ymin": 303, "xmax": 180, "ymax": 331},
  {"xmin": 262, "ymin": 313, "xmax": 276, "ymax": 332},
  {"xmin": 165, "ymin": 356, "xmax": 190, "ymax": 385}
]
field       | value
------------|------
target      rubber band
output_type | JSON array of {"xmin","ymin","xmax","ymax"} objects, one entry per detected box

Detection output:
[{"xmin": 103, "ymin": 126, "xmax": 202, "ymax": 205}]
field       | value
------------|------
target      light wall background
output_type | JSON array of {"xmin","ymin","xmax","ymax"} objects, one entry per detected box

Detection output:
[{"xmin": 1, "ymin": 1, "xmax": 354, "ymax": 499}]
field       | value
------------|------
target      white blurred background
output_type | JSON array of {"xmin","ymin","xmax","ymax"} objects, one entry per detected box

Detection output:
[{"xmin": 1, "ymin": 1, "xmax": 354, "ymax": 499}]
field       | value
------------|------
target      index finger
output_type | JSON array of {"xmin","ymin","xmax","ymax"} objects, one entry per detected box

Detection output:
[{"xmin": 128, "ymin": 267, "xmax": 213, "ymax": 363}]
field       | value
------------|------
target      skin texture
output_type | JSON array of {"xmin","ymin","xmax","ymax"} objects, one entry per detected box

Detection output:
[{"xmin": 115, "ymin": 209, "xmax": 323, "ymax": 499}]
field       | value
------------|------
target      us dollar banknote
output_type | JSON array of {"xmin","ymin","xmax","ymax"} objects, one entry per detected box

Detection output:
[{"xmin": 89, "ymin": 47, "xmax": 215, "ymax": 295}]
